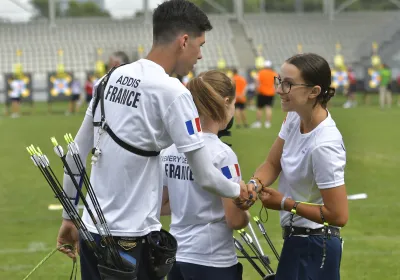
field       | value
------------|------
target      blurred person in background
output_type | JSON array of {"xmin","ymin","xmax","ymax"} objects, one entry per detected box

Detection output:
[
  {"xmin": 343, "ymin": 66, "xmax": 357, "ymax": 109},
  {"xmin": 108, "ymin": 51, "xmax": 130, "ymax": 70},
  {"xmin": 85, "ymin": 76, "xmax": 94, "ymax": 104},
  {"xmin": 379, "ymin": 63, "xmax": 392, "ymax": 109},
  {"xmin": 66, "ymin": 78, "xmax": 81, "ymax": 115},
  {"xmin": 245, "ymin": 71, "xmax": 257, "ymax": 111},
  {"xmin": 251, "ymin": 60, "xmax": 276, "ymax": 128},
  {"xmin": 83, "ymin": 51, "xmax": 130, "ymax": 107},
  {"xmin": 8, "ymin": 79, "xmax": 23, "ymax": 118},
  {"xmin": 232, "ymin": 68, "xmax": 248, "ymax": 128}
]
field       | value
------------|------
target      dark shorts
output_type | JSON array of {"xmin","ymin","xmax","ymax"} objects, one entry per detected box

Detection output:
[
  {"xmin": 257, "ymin": 95, "xmax": 274, "ymax": 108},
  {"xmin": 79, "ymin": 232, "xmax": 163, "ymax": 280},
  {"xmin": 71, "ymin": 94, "xmax": 80, "ymax": 101},
  {"xmin": 247, "ymin": 90, "xmax": 256, "ymax": 100},
  {"xmin": 168, "ymin": 261, "xmax": 243, "ymax": 280},
  {"xmin": 10, "ymin": 97, "xmax": 21, "ymax": 102},
  {"xmin": 235, "ymin": 103, "xmax": 246, "ymax": 110},
  {"xmin": 275, "ymin": 235, "xmax": 342, "ymax": 280},
  {"xmin": 86, "ymin": 94, "xmax": 93, "ymax": 103}
]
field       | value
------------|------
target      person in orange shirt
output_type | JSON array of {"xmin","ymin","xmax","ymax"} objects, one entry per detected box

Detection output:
[
  {"xmin": 251, "ymin": 60, "xmax": 276, "ymax": 128},
  {"xmin": 232, "ymin": 69, "xmax": 248, "ymax": 128}
]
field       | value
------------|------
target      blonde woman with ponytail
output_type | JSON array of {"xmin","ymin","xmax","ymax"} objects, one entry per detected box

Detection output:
[{"xmin": 161, "ymin": 70, "xmax": 249, "ymax": 280}]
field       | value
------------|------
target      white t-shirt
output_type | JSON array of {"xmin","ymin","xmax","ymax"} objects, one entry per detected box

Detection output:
[
  {"xmin": 161, "ymin": 133, "xmax": 241, "ymax": 267},
  {"xmin": 9, "ymin": 80, "xmax": 24, "ymax": 98},
  {"xmin": 278, "ymin": 111, "xmax": 346, "ymax": 229},
  {"xmin": 71, "ymin": 80, "xmax": 81, "ymax": 95},
  {"xmin": 82, "ymin": 59, "xmax": 204, "ymax": 236}
]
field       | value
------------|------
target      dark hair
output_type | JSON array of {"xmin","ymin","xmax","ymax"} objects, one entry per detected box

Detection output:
[
  {"xmin": 152, "ymin": 0, "xmax": 212, "ymax": 44},
  {"xmin": 232, "ymin": 68, "xmax": 238, "ymax": 75},
  {"xmin": 113, "ymin": 51, "xmax": 130, "ymax": 64},
  {"xmin": 286, "ymin": 53, "xmax": 335, "ymax": 108}
]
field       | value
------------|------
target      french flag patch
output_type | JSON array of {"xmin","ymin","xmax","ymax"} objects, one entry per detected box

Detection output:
[
  {"xmin": 185, "ymin": 118, "xmax": 202, "ymax": 135},
  {"xmin": 221, "ymin": 164, "xmax": 241, "ymax": 179}
]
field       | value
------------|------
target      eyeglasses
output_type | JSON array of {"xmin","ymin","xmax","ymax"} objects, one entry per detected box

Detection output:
[{"xmin": 274, "ymin": 76, "xmax": 315, "ymax": 94}]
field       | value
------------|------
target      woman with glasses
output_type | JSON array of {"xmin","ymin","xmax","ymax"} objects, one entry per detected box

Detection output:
[{"xmin": 252, "ymin": 53, "xmax": 348, "ymax": 280}]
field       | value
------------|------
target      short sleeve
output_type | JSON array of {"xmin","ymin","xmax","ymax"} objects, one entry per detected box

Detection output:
[
  {"xmin": 312, "ymin": 143, "xmax": 346, "ymax": 189},
  {"xmin": 163, "ymin": 93, "xmax": 204, "ymax": 153},
  {"xmin": 278, "ymin": 113, "xmax": 291, "ymax": 140},
  {"xmin": 213, "ymin": 149, "xmax": 242, "ymax": 184}
]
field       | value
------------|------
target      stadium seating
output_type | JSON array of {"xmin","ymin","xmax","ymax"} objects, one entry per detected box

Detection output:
[
  {"xmin": 0, "ymin": 16, "xmax": 240, "ymax": 96},
  {"xmin": 242, "ymin": 11, "xmax": 400, "ymax": 67},
  {"xmin": 0, "ymin": 15, "xmax": 238, "ymax": 74},
  {"xmin": 1, "ymin": 12, "xmax": 400, "ymax": 99}
]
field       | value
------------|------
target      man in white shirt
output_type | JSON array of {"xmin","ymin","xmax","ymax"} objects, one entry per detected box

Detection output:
[{"xmin": 56, "ymin": 1, "xmax": 259, "ymax": 280}]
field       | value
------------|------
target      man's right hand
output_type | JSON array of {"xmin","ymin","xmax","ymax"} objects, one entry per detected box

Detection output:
[
  {"xmin": 234, "ymin": 180, "xmax": 257, "ymax": 210},
  {"xmin": 57, "ymin": 219, "xmax": 79, "ymax": 260}
]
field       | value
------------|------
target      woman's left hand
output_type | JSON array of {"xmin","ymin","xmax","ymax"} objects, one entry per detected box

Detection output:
[{"xmin": 259, "ymin": 187, "xmax": 284, "ymax": 210}]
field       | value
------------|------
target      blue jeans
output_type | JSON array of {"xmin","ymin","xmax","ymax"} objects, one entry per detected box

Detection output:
[
  {"xmin": 275, "ymin": 235, "xmax": 342, "ymax": 280},
  {"xmin": 167, "ymin": 261, "xmax": 243, "ymax": 280}
]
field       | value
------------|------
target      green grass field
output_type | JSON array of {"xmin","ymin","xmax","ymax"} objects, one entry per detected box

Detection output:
[{"xmin": 1, "ymin": 94, "xmax": 399, "ymax": 280}]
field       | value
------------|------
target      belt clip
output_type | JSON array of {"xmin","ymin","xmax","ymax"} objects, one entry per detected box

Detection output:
[
  {"xmin": 101, "ymin": 121, "xmax": 108, "ymax": 130},
  {"xmin": 327, "ymin": 227, "xmax": 332, "ymax": 239},
  {"xmin": 288, "ymin": 226, "xmax": 294, "ymax": 238}
]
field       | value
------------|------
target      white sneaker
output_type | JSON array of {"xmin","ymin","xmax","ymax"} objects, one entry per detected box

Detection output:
[
  {"xmin": 11, "ymin": 113, "xmax": 20, "ymax": 118},
  {"xmin": 264, "ymin": 121, "xmax": 271, "ymax": 128},
  {"xmin": 343, "ymin": 101, "xmax": 352, "ymax": 109},
  {"xmin": 251, "ymin": 121, "xmax": 261, "ymax": 128}
]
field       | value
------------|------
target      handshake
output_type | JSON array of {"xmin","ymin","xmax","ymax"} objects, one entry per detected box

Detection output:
[{"xmin": 233, "ymin": 177, "xmax": 264, "ymax": 211}]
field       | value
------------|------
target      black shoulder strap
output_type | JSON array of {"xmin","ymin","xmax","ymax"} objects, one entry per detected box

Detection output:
[
  {"xmin": 92, "ymin": 66, "xmax": 121, "ymax": 122},
  {"xmin": 93, "ymin": 65, "xmax": 160, "ymax": 157}
]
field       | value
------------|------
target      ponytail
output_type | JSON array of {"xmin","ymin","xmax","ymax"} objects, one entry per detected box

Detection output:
[{"xmin": 187, "ymin": 70, "xmax": 235, "ymax": 123}]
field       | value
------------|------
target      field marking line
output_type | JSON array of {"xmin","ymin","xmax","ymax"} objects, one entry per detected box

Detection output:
[
  {"xmin": 0, "ymin": 242, "xmax": 49, "ymax": 255},
  {"xmin": 347, "ymin": 193, "xmax": 367, "ymax": 200}
]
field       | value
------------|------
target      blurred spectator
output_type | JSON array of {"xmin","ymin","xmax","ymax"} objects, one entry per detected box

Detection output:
[
  {"xmin": 85, "ymin": 76, "xmax": 95, "ymax": 104},
  {"xmin": 82, "ymin": 51, "xmax": 130, "ymax": 107},
  {"xmin": 232, "ymin": 68, "xmax": 248, "ymax": 128},
  {"xmin": 108, "ymin": 51, "xmax": 130, "ymax": 69},
  {"xmin": 9, "ymin": 79, "xmax": 22, "ymax": 118},
  {"xmin": 379, "ymin": 64, "xmax": 392, "ymax": 109},
  {"xmin": 246, "ymin": 70, "xmax": 257, "ymax": 111},
  {"xmin": 66, "ymin": 79, "xmax": 81, "ymax": 115},
  {"xmin": 251, "ymin": 60, "xmax": 276, "ymax": 128},
  {"xmin": 343, "ymin": 66, "xmax": 357, "ymax": 109}
]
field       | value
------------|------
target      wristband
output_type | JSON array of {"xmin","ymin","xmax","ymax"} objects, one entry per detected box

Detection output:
[
  {"xmin": 280, "ymin": 196, "xmax": 288, "ymax": 210},
  {"xmin": 251, "ymin": 176, "xmax": 264, "ymax": 189},
  {"xmin": 248, "ymin": 179, "xmax": 258, "ymax": 192}
]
